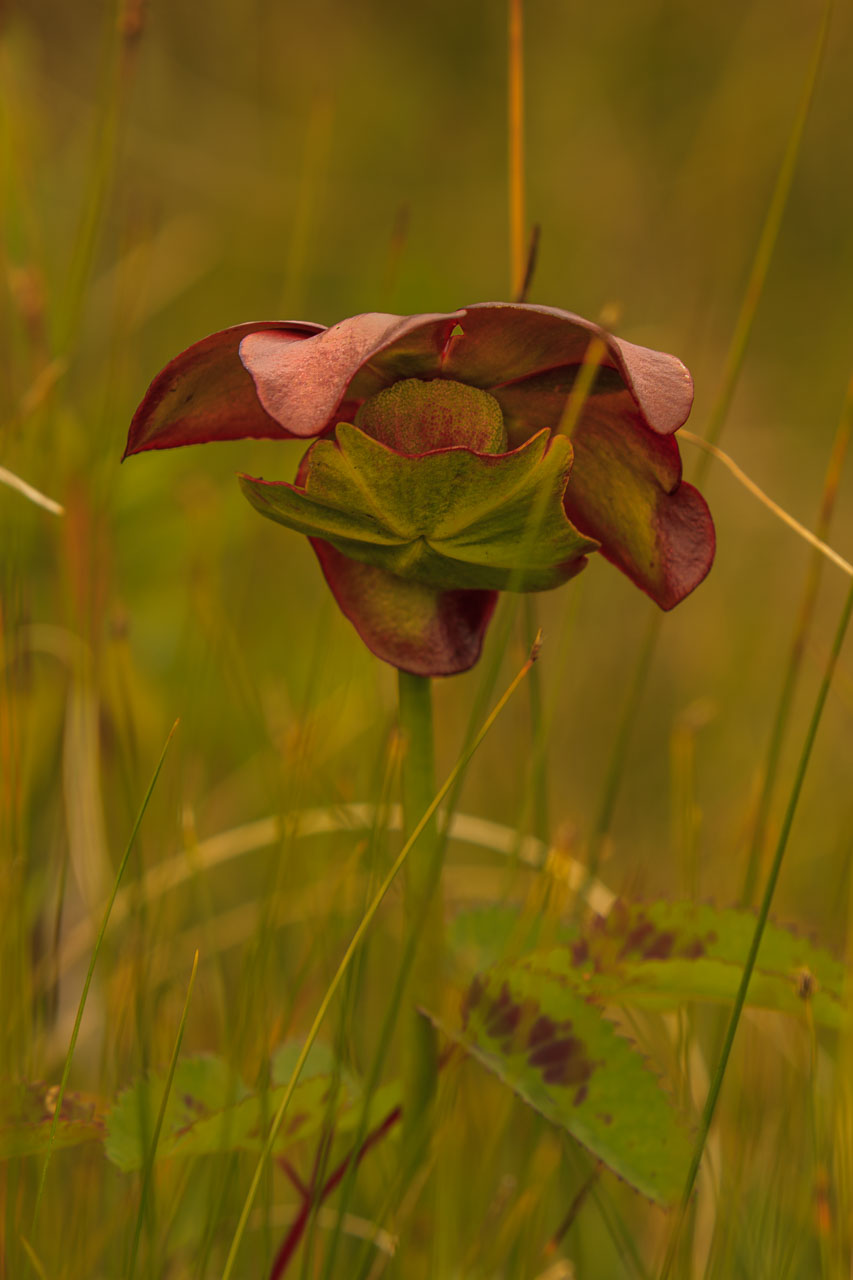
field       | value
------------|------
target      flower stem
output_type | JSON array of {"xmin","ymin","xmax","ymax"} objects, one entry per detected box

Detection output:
[
  {"xmin": 523, "ymin": 595, "xmax": 549, "ymax": 842},
  {"xmin": 397, "ymin": 669, "xmax": 441, "ymax": 1146}
]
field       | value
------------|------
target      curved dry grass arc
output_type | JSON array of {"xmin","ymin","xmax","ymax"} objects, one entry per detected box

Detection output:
[
  {"xmin": 50, "ymin": 806, "xmax": 616, "ymax": 983},
  {"xmin": 680, "ymin": 431, "xmax": 853, "ymax": 578}
]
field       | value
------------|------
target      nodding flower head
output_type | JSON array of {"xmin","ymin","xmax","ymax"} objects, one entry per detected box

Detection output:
[{"xmin": 124, "ymin": 303, "xmax": 714, "ymax": 676}]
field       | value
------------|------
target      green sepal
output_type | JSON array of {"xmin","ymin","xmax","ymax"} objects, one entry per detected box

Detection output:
[{"xmin": 239, "ymin": 425, "xmax": 598, "ymax": 592}]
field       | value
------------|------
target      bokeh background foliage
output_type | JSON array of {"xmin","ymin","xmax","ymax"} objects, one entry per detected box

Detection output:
[{"xmin": 3, "ymin": 0, "xmax": 853, "ymax": 1275}]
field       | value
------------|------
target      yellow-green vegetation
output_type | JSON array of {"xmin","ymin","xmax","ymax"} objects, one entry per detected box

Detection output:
[{"xmin": 3, "ymin": 1, "xmax": 853, "ymax": 1276}]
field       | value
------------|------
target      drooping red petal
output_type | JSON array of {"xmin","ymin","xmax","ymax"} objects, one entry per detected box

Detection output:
[
  {"xmin": 239, "ymin": 312, "xmax": 465, "ymax": 438},
  {"xmin": 448, "ymin": 304, "xmax": 693, "ymax": 437},
  {"xmin": 123, "ymin": 321, "xmax": 325, "ymax": 457},
  {"xmin": 561, "ymin": 395, "xmax": 715, "ymax": 609},
  {"xmin": 310, "ymin": 538, "xmax": 497, "ymax": 677},
  {"xmin": 238, "ymin": 305, "xmax": 693, "ymax": 446}
]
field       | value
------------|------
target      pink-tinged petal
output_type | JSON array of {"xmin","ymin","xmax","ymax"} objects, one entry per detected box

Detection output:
[
  {"xmin": 238, "ymin": 304, "xmax": 693, "ymax": 448},
  {"xmin": 123, "ymin": 321, "xmax": 325, "ymax": 457},
  {"xmin": 310, "ymin": 538, "xmax": 497, "ymax": 677},
  {"xmin": 239, "ymin": 311, "xmax": 465, "ymax": 437},
  {"xmin": 448, "ymin": 304, "xmax": 693, "ymax": 437},
  {"xmin": 562, "ymin": 396, "xmax": 715, "ymax": 609},
  {"xmin": 607, "ymin": 335, "xmax": 694, "ymax": 434}
]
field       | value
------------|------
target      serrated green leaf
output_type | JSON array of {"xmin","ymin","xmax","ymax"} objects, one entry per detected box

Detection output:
[
  {"xmin": 105, "ymin": 1055, "xmax": 248, "ymax": 1171},
  {"xmin": 0, "ymin": 1083, "xmax": 104, "ymax": 1159},
  {"xmin": 560, "ymin": 899, "xmax": 844, "ymax": 1026},
  {"xmin": 425, "ymin": 963, "xmax": 692, "ymax": 1205},
  {"xmin": 239, "ymin": 425, "xmax": 598, "ymax": 591},
  {"xmin": 449, "ymin": 900, "xmax": 845, "ymax": 1027},
  {"xmin": 105, "ymin": 1046, "xmax": 400, "ymax": 1171}
]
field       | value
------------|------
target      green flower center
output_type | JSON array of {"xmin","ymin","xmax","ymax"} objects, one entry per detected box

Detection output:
[{"xmin": 354, "ymin": 378, "xmax": 507, "ymax": 455}]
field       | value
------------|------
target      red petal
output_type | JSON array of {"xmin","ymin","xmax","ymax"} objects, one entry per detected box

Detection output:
[
  {"xmin": 123, "ymin": 321, "xmax": 325, "ymax": 457},
  {"xmin": 239, "ymin": 311, "xmax": 464, "ymax": 437},
  {"xmin": 450, "ymin": 303, "xmax": 693, "ymax": 435},
  {"xmin": 562, "ymin": 395, "xmax": 715, "ymax": 609},
  {"xmin": 310, "ymin": 538, "xmax": 497, "ymax": 676}
]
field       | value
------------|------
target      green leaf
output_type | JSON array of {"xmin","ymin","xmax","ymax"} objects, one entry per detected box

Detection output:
[
  {"xmin": 0, "ymin": 1083, "xmax": 104, "ymax": 1159},
  {"xmin": 270, "ymin": 1039, "xmax": 337, "ymax": 1085},
  {"xmin": 105, "ymin": 1055, "xmax": 247, "ymax": 1171},
  {"xmin": 424, "ymin": 963, "xmax": 692, "ymax": 1205},
  {"xmin": 448, "ymin": 900, "xmax": 844, "ymax": 1027},
  {"xmin": 559, "ymin": 899, "xmax": 844, "ymax": 1026},
  {"xmin": 105, "ymin": 1045, "xmax": 400, "ymax": 1171},
  {"xmin": 449, "ymin": 902, "xmax": 575, "ymax": 973},
  {"xmin": 239, "ymin": 425, "xmax": 598, "ymax": 591}
]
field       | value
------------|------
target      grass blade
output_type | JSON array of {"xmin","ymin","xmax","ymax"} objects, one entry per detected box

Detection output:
[
  {"xmin": 126, "ymin": 949, "xmax": 199, "ymax": 1279},
  {"xmin": 507, "ymin": 0, "xmax": 526, "ymax": 301},
  {"xmin": 696, "ymin": 0, "xmax": 833, "ymax": 465},
  {"xmin": 660, "ymin": 573, "xmax": 853, "ymax": 1277},
  {"xmin": 680, "ymin": 429, "xmax": 853, "ymax": 579},
  {"xmin": 220, "ymin": 645, "xmax": 538, "ymax": 1280},
  {"xmin": 584, "ymin": 0, "xmax": 833, "ymax": 887},
  {"xmin": 0, "ymin": 466, "xmax": 63, "ymax": 516},
  {"xmin": 30, "ymin": 720, "xmax": 179, "ymax": 1232}
]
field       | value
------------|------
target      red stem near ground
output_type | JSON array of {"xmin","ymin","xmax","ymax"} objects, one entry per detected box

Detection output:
[{"xmin": 268, "ymin": 1105, "xmax": 402, "ymax": 1279}]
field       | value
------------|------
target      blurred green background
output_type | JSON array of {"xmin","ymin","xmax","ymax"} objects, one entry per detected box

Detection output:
[{"xmin": 3, "ymin": 0, "xmax": 853, "ymax": 1273}]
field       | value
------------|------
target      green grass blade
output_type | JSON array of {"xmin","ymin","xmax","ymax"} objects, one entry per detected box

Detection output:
[
  {"xmin": 220, "ymin": 646, "xmax": 538, "ymax": 1280},
  {"xmin": 127, "ymin": 948, "xmax": 199, "ymax": 1279},
  {"xmin": 660, "ymin": 574, "xmax": 853, "ymax": 1277},
  {"xmin": 584, "ymin": 0, "xmax": 832, "ymax": 891},
  {"xmin": 739, "ymin": 377, "xmax": 853, "ymax": 905},
  {"xmin": 696, "ymin": 0, "xmax": 833, "ymax": 466},
  {"xmin": 30, "ymin": 719, "xmax": 179, "ymax": 1233}
]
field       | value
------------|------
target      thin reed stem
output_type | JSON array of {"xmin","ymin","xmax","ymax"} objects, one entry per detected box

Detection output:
[
  {"xmin": 584, "ymin": 0, "xmax": 830, "ymax": 883},
  {"xmin": 681, "ymin": 429, "xmax": 853, "ymax": 579},
  {"xmin": 221, "ymin": 648, "xmax": 537, "ymax": 1280},
  {"xmin": 507, "ymin": 0, "xmax": 550, "ymax": 845},
  {"xmin": 696, "ymin": 0, "xmax": 833, "ymax": 468},
  {"xmin": 659, "ymin": 575, "xmax": 853, "ymax": 1278},
  {"xmin": 30, "ymin": 720, "xmax": 179, "ymax": 1234},
  {"xmin": 127, "ymin": 950, "xmax": 199, "ymax": 1280},
  {"xmin": 507, "ymin": 0, "xmax": 526, "ymax": 301},
  {"xmin": 738, "ymin": 378, "xmax": 853, "ymax": 905}
]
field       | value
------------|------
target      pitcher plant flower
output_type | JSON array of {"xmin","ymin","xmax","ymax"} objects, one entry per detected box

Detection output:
[{"xmin": 124, "ymin": 303, "xmax": 714, "ymax": 676}]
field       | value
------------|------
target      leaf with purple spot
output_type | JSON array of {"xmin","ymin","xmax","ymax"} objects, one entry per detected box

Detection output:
[
  {"xmin": 547, "ymin": 899, "xmax": 845, "ymax": 1026},
  {"xmin": 0, "ymin": 1083, "xmax": 105, "ymax": 1159},
  {"xmin": 105, "ymin": 1044, "xmax": 399, "ymax": 1170},
  {"xmin": 449, "ymin": 900, "xmax": 844, "ymax": 1027},
  {"xmin": 423, "ymin": 961, "xmax": 691, "ymax": 1205}
]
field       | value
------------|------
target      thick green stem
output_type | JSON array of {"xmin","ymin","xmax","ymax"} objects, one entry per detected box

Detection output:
[
  {"xmin": 523, "ymin": 595, "xmax": 549, "ymax": 843},
  {"xmin": 397, "ymin": 670, "xmax": 441, "ymax": 1146}
]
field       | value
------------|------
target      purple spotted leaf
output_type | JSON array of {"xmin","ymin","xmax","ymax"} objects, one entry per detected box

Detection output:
[
  {"xmin": 551, "ymin": 899, "xmax": 844, "ymax": 1026},
  {"xmin": 449, "ymin": 900, "xmax": 844, "ymax": 1027},
  {"xmin": 0, "ymin": 1083, "xmax": 105, "ymax": 1159},
  {"xmin": 105, "ymin": 1044, "xmax": 398, "ymax": 1170},
  {"xmin": 423, "ymin": 962, "xmax": 692, "ymax": 1205}
]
